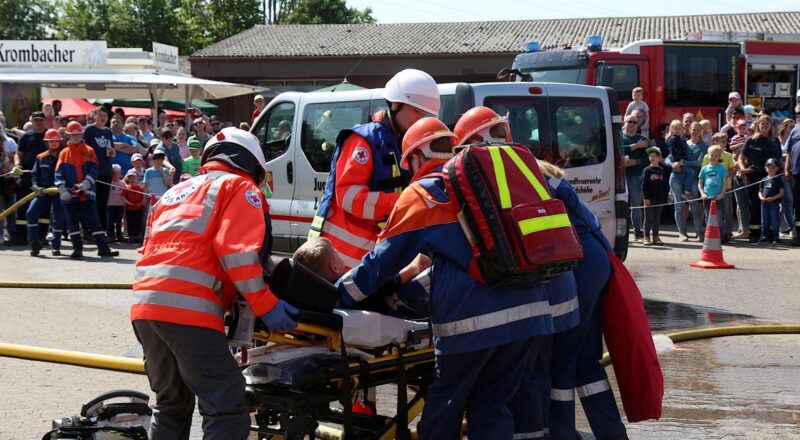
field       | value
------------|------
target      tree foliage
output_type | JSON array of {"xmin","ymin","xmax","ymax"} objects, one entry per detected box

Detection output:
[
  {"xmin": 0, "ymin": 0, "xmax": 57, "ymax": 39},
  {"xmin": 4, "ymin": 0, "xmax": 375, "ymax": 55}
]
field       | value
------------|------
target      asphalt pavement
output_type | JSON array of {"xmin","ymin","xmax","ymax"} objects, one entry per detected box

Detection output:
[{"xmin": 0, "ymin": 227, "xmax": 797, "ymax": 439}]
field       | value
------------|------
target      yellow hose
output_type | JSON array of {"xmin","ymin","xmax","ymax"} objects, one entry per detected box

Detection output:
[
  {"xmin": 0, "ymin": 324, "xmax": 797, "ymax": 376},
  {"xmin": 599, "ymin": 324, "xmax": 800, "ymax": 366},
  {"xmin": 0, "ymin": 188, "xmax": 58, "ymax": 221},
  {"xmin": 0, "ymin": 282, "xmax": 133, "ymax": 289},
  {"xmin": 0, "ymin": 342, "xmax": 145, "ymax": 374}
]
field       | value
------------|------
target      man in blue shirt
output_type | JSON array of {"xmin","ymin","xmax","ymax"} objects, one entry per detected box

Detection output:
[
  {"xmin": 157, "ymin": 130, "xmax": 183, "ymax": 184},
  {"xmin": 83, "ymin": 106, "xmax": 114, "ymax": 229},
  {"xmin": 110, "ymin": 116, "xmax": 145, "ymax": 176}
]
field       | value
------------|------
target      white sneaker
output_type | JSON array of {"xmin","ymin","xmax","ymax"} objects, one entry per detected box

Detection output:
[{"xmin": 679, "ymin": 235, "xmax": 689, "ymax": 242}]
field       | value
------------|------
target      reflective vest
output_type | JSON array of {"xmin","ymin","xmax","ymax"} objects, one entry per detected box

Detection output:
[
  {"xmin": 309, "ymin": 117, "xmax": 411, "ymax": 269},
  {"xmin": 131, "ymin": 161, "xmax": 278, "ymax": 332}
]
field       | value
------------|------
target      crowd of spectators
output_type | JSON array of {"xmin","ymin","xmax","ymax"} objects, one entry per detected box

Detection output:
[
  {"xmin": 625, "ymin": 88, "xmax": 800, "ymax": 247},
  {"xmin": 0, "ymin": 102, "xmax": 241, "ymax": 256}
]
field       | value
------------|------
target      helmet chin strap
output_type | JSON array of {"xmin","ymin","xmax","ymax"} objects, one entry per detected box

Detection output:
[{"xmin": 385, "ymin": 101, "xmax": 406, "ymax": 137}]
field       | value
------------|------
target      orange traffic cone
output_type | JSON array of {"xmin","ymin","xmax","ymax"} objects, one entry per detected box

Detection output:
[{"xmin": 690, "ymin": 200, "xmax": 734, "ymax": 269}]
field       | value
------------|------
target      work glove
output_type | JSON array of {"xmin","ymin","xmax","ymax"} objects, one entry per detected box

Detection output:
[
  {"xmin": 58, "ymin": 186, "xmax": 73, "ymax": 202},
  {"xmin": 259, "ymin": 300, "xmax": 299, "ymax": 331},
  {"xmin": 31, "ymin": 185, "xmax": 43, "ymax": 197},
  {"xmin": 78, "ymin": 179, "xmax": 91, "ymax": 192},
  {"xmin": 11, "ymin": 166, "xmax": 23, "ymax": 177}
]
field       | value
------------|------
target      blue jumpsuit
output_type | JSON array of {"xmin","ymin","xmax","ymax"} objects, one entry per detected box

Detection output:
[
  {"xmin": 546, "ymin": 177, "xmax": 626, "ymax": 440},
  {"xmin": 54, "ymin": 142, "xmax": 113, "ymax": 254},
  {"xmin": 26, "ymin": 150, "xmax": 65, "ymax": 250},
  {"xmin": 337, "ymin": 160, "xmax": 554, "ymax": 440}
]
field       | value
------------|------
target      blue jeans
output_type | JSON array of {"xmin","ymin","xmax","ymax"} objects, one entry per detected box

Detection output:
[
  {"xmin": 703, "ymin": 198, "xmax": 726, "ymax": 237},
  {"xmin": 761, "ymin": 202, "xmax": 780, "ymax": 240},
  {"xmin": 625, "ymin": 174, "xmax": 643, "ymax": 236},
  {"xmin": 781, "ymin": 178, "xmax": 795, "ymax": 234},
  {"xmin": 734, "ymin": 177, "xmax": 750, "ymax": 233},
  {"xmin": 669, "ymin": 170, "xmax": 704, "ymax": 237}
]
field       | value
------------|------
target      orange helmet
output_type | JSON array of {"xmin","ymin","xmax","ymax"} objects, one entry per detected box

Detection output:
[
  {"xmin": 64, "ymin": 121, "xmax": 84, "ymax": 135},
  {"xmin": 454, "ymin": 106, "xmax": 512, "ymax": 146},
  {"xmin": 44, "ymin": 129, "xmax": 61, "ymax": 142},
  {"xmin": 400, "ymin": 117, "xmax": 456, "ymax": 170}
]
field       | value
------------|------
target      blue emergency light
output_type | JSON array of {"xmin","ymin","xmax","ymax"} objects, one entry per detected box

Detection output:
[
  {"xmin": 525, "ymin": 40, "xmax": 540, "ymax": 53},
  {"xmin": 587, "ymin": 35, "xmax": 603, "ymax": 52}
]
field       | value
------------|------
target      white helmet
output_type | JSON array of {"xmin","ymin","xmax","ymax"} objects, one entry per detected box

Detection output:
[
  {"xmin": 202, "ymin": 127, "xmax": 267, "ymax": 172},
  {"xmin": 383, "ymin": 69, "xmax": 441, "ymax": 116}
]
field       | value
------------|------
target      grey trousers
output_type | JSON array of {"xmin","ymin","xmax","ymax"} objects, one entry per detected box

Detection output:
[{"xmin": 132, "ymin": 320, "xmax": 250, "ymax": 440}]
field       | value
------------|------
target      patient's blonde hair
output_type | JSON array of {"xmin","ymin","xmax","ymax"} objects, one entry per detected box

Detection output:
[
  {"xmin": 293, "ymin": 237, "xmax": 336, "ymax": 274},
  {"xmin": 535, "ymin": 158, "xmax": 565, "ymax": 178}
]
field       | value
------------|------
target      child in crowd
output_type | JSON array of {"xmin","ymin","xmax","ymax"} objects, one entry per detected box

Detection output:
[
  {"xmin": 729, "ymin": 119, "xmax": 749, "ymax": 158},
  {"xmin": 699, "ymin": 119, "xmax": 713, "ymax": 145},
  {"xmin": 698, "ymin": 146, "xmax": 729, "ymax": 239},
  {"xmin": 759, "ymin": 158, "xmax": 784, "ymax": 244},
  {"xmin": 107, "ymin": 165, "xmax": 126, "ymax": 242},
  {"xmin": 725, "ymin": 92, "xmax": 742, "ymax": 125},
  {"xmin": 182, "ymin": 139, "xmax": 202, "ymax": 176},
  {"xmin": 702, "ymin": 133, "xmax": 735, "ymax": 241},
  {"xmin": 625, "ymin": 87, "xmax": 650, "ymax": 138},
  {"xmin": 123, "ymin": 170, "xmax": 145, "ymax": 244},
  {"xmin": 130, "ymin": 153, "xmax": 146, "ymax": 182},
  {"xmin": 641, "ymin": 146, "xmax": 666, "ymax": 245},
  {"xmin": 142, "ymin": 147, "xmax": 174, "ymax": 198}
]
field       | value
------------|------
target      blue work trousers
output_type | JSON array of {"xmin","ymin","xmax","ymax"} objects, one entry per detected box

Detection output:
[
  {"xmin": 761, "ymin": 201, "xmax": 781, "ymax": 240},
  {"xmin": 625, "ymin": 175, "xmax": 643, "ymax": 236},
  {"xmin": 418, "ymin": 336, "xmax": 548, "ymax": 440},
  {"xmin": 781, "ymin": 178, "xmax": 795, "ymax": 235},
  {"xmin": 26, "ymin": 195, "xmax": 65, "ymax": 249},
  {"xmin": 64, "ymin": 201, "xmax": 112, "ymax": 253},
  {"xmin": 549, "ymin": 235, "xmax": 626, "ymax": 440},
  {"xmin": 507, "ymin": 335, "xmax": 553, "ymax": 439}
]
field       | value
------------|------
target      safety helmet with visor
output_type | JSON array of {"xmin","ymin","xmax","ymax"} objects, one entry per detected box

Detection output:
[
  {"xmin": 383, "ymin": 69, "xmax": 441, "ymax": 116},
  {"xmin": 44, "ymin": 129, "xmax": 62, "ymax": 142},
  {"xmin": 201, "ymin": 127, "xmax": 268, "ymax": 185},
  {"xmin": 64, "ymin": 121, "xmax": 84, "ymax": 135},
  {"xmin": 454, "ymin": 106, "xmax": 512, "ymax": 146},
  {"xmin": 400, "ymin": 117, "xmax": 456, "ymax": 170}
]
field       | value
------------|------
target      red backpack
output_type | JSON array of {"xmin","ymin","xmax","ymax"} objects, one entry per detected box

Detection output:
[{"xmin": 441, "ymin": 143, "xmax": 583, "ymax": 287}]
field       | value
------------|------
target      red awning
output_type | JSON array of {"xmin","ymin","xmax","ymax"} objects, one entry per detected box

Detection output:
[{"xmin": 41, "ymin": 98, "xmax": 95, "ymax": 119}]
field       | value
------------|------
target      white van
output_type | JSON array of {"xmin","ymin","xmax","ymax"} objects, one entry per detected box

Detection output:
[{"xmin": 251, "ymin": 82, "xmax": 629, "ymax": 259}]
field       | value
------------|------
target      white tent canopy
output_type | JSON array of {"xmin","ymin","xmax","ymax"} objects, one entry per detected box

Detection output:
[{"xmin": 0, "ymin": 67, "xmax": 265, "ymax": 128}]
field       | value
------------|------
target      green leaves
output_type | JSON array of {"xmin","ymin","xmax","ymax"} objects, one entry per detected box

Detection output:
[{"xmin": 2, "ymin": 0, "xmax": 375, "ymax": 55}]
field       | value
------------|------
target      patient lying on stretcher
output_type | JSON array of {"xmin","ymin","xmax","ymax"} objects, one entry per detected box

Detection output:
[{"xmin": 292, "ymin": 237, "xmax": 431, "ymax": 318}]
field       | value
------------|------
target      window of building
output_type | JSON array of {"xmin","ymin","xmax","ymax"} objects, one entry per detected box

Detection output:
[
  {"xmin": 300, "ymin": 100, "xmax": 371, "ymax": 172},
  {"xmin": 253, "ymin": 102, "xmax": 295, "ymax": 162}
]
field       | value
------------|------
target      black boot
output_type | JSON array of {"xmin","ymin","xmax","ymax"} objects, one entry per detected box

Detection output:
[
  {"xmin": 98, "ymin": 249, "xmax": 119, "ymax": 257},
  {"xmin": 69, "ymin": 250, "xmax": 83, "ymax": 259},
  {"xmin": 30, "ymin": 241, "xmax": 42, "ymax": 256}
]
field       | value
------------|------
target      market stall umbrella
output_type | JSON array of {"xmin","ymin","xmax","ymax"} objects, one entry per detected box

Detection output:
[
  {"xmin": 41, "ymin": 98, "xmax": 95, "ymax": 119},
  {"xmin": 313, "ymin": 80, "xmax": 365, "ymax": 93},
  {"xmin": 92, "ymin": 98, "xmax": 218, "ymax": 115}
]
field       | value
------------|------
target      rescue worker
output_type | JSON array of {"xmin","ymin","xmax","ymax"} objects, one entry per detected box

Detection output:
[
  {"xmin": 309, "ymin": 68, "xmax": 440, "ymax": 270},
  {"xmin": 454, "ymin": 106, "xmax": 580, "ymax": 439},
  {"xmin": 336, "ymin": 117, "xmax": 554, "ymax": 439},
  {"xmin": 55, "ymin": 121, "xmax": 119, "ymax": 259},
  {"xmin": 26, "ymin": 128, "xmax": 65, "ymax": 257},
  {"xmin": 131, "ymin": 127, "xmax": 298, "ymax": 440}
]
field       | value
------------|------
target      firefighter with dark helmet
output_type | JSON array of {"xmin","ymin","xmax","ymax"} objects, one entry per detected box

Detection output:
[
  {"xmin": 131, "ymin": 127, "xmax": 297, "ymax": 440},
  {"xmin": 26, "ymin": 128, "xmax": 65, "ymax": 256},
  {"xmin": 308, "ymin": 68, "xmax": 440, "ymax": 270}
]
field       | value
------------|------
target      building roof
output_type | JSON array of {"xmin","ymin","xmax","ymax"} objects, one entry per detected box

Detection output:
[{"xmin": 192, "ymin": 12, "xmax": 800, "ymax": 58}]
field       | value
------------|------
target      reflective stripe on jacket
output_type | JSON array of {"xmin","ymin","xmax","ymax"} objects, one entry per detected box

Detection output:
[
  {"xmin": 310, "ymin": 114, "xmax": 410, "ymax": 269},
  {"xmin": 337, "ymin": 159, "xmax": 554, "ymax": 355},
  {"xmin": 131, "ymin": 161, "xmax": 278, "ymax": 332},
  {"xmin": 54, "ymin": 142, "xmax": 98, "ymax": 204}
]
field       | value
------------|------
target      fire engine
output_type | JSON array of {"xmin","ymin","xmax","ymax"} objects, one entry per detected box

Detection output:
[{"xmin": 508, "ymin": 32, "xmax": 800, "ymax": 132}]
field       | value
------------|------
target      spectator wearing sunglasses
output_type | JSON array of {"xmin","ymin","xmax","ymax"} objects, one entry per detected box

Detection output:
[
  {"xmin": 622, "ymin": 115, "xmax": 649, "ymax": 243},
  {"xmin": 189, "ymin": 117, "xmax": 211, "ymax": 148},
  {"xmin": 209, "ymin": 115, "xmax": 223, "ymax": 134},
  {"xmin": 157, "ymin": 130, "xmax": 183, "ymax": 184}
]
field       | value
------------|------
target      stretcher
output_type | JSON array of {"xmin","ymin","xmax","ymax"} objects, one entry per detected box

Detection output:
[{"xmin": 242, "ymin": 259, "xmax": 437, "ymax": 440}]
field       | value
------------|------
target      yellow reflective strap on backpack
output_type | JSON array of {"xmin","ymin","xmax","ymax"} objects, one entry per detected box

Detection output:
[
  {"xmin": 518, "ymin": 213, "xmax": 572, "ymax": 235},
  {"xmin": 488, "ymin": 146, "xmax": 512, "ymax": 209},
  {"xmin": 500, "ymin": 146, "xmax": 551, "ymax": 201}
]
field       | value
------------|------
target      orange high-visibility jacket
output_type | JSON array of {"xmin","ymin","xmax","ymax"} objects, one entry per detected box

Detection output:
[{"xmin": 131, "ymin": 161, "xmax": 278, "ymax": 332}]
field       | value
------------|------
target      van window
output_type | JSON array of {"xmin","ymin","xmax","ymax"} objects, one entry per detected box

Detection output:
[
  {"xmin": 595, "ymin": 63, "xmax": 639, "ymax": 98},
  {"xmin": 301, "ymin": 100, "xmax": 371, "ymax": 172},
  {"xmin": 484, "ymin": 96, "xmax": 551, "ymax": 162},
  {"xmin": 552, "ymin": 97, "xmax": 606, "ymax": 168},
  {"xmin": 254, "ymin": 102, "xmax": 295, "ymax": 162}
]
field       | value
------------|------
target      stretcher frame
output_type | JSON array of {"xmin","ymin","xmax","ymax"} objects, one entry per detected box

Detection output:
[{"xmin": 246, "ymin": 316, "xmax": 436, "ymax": 440}]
